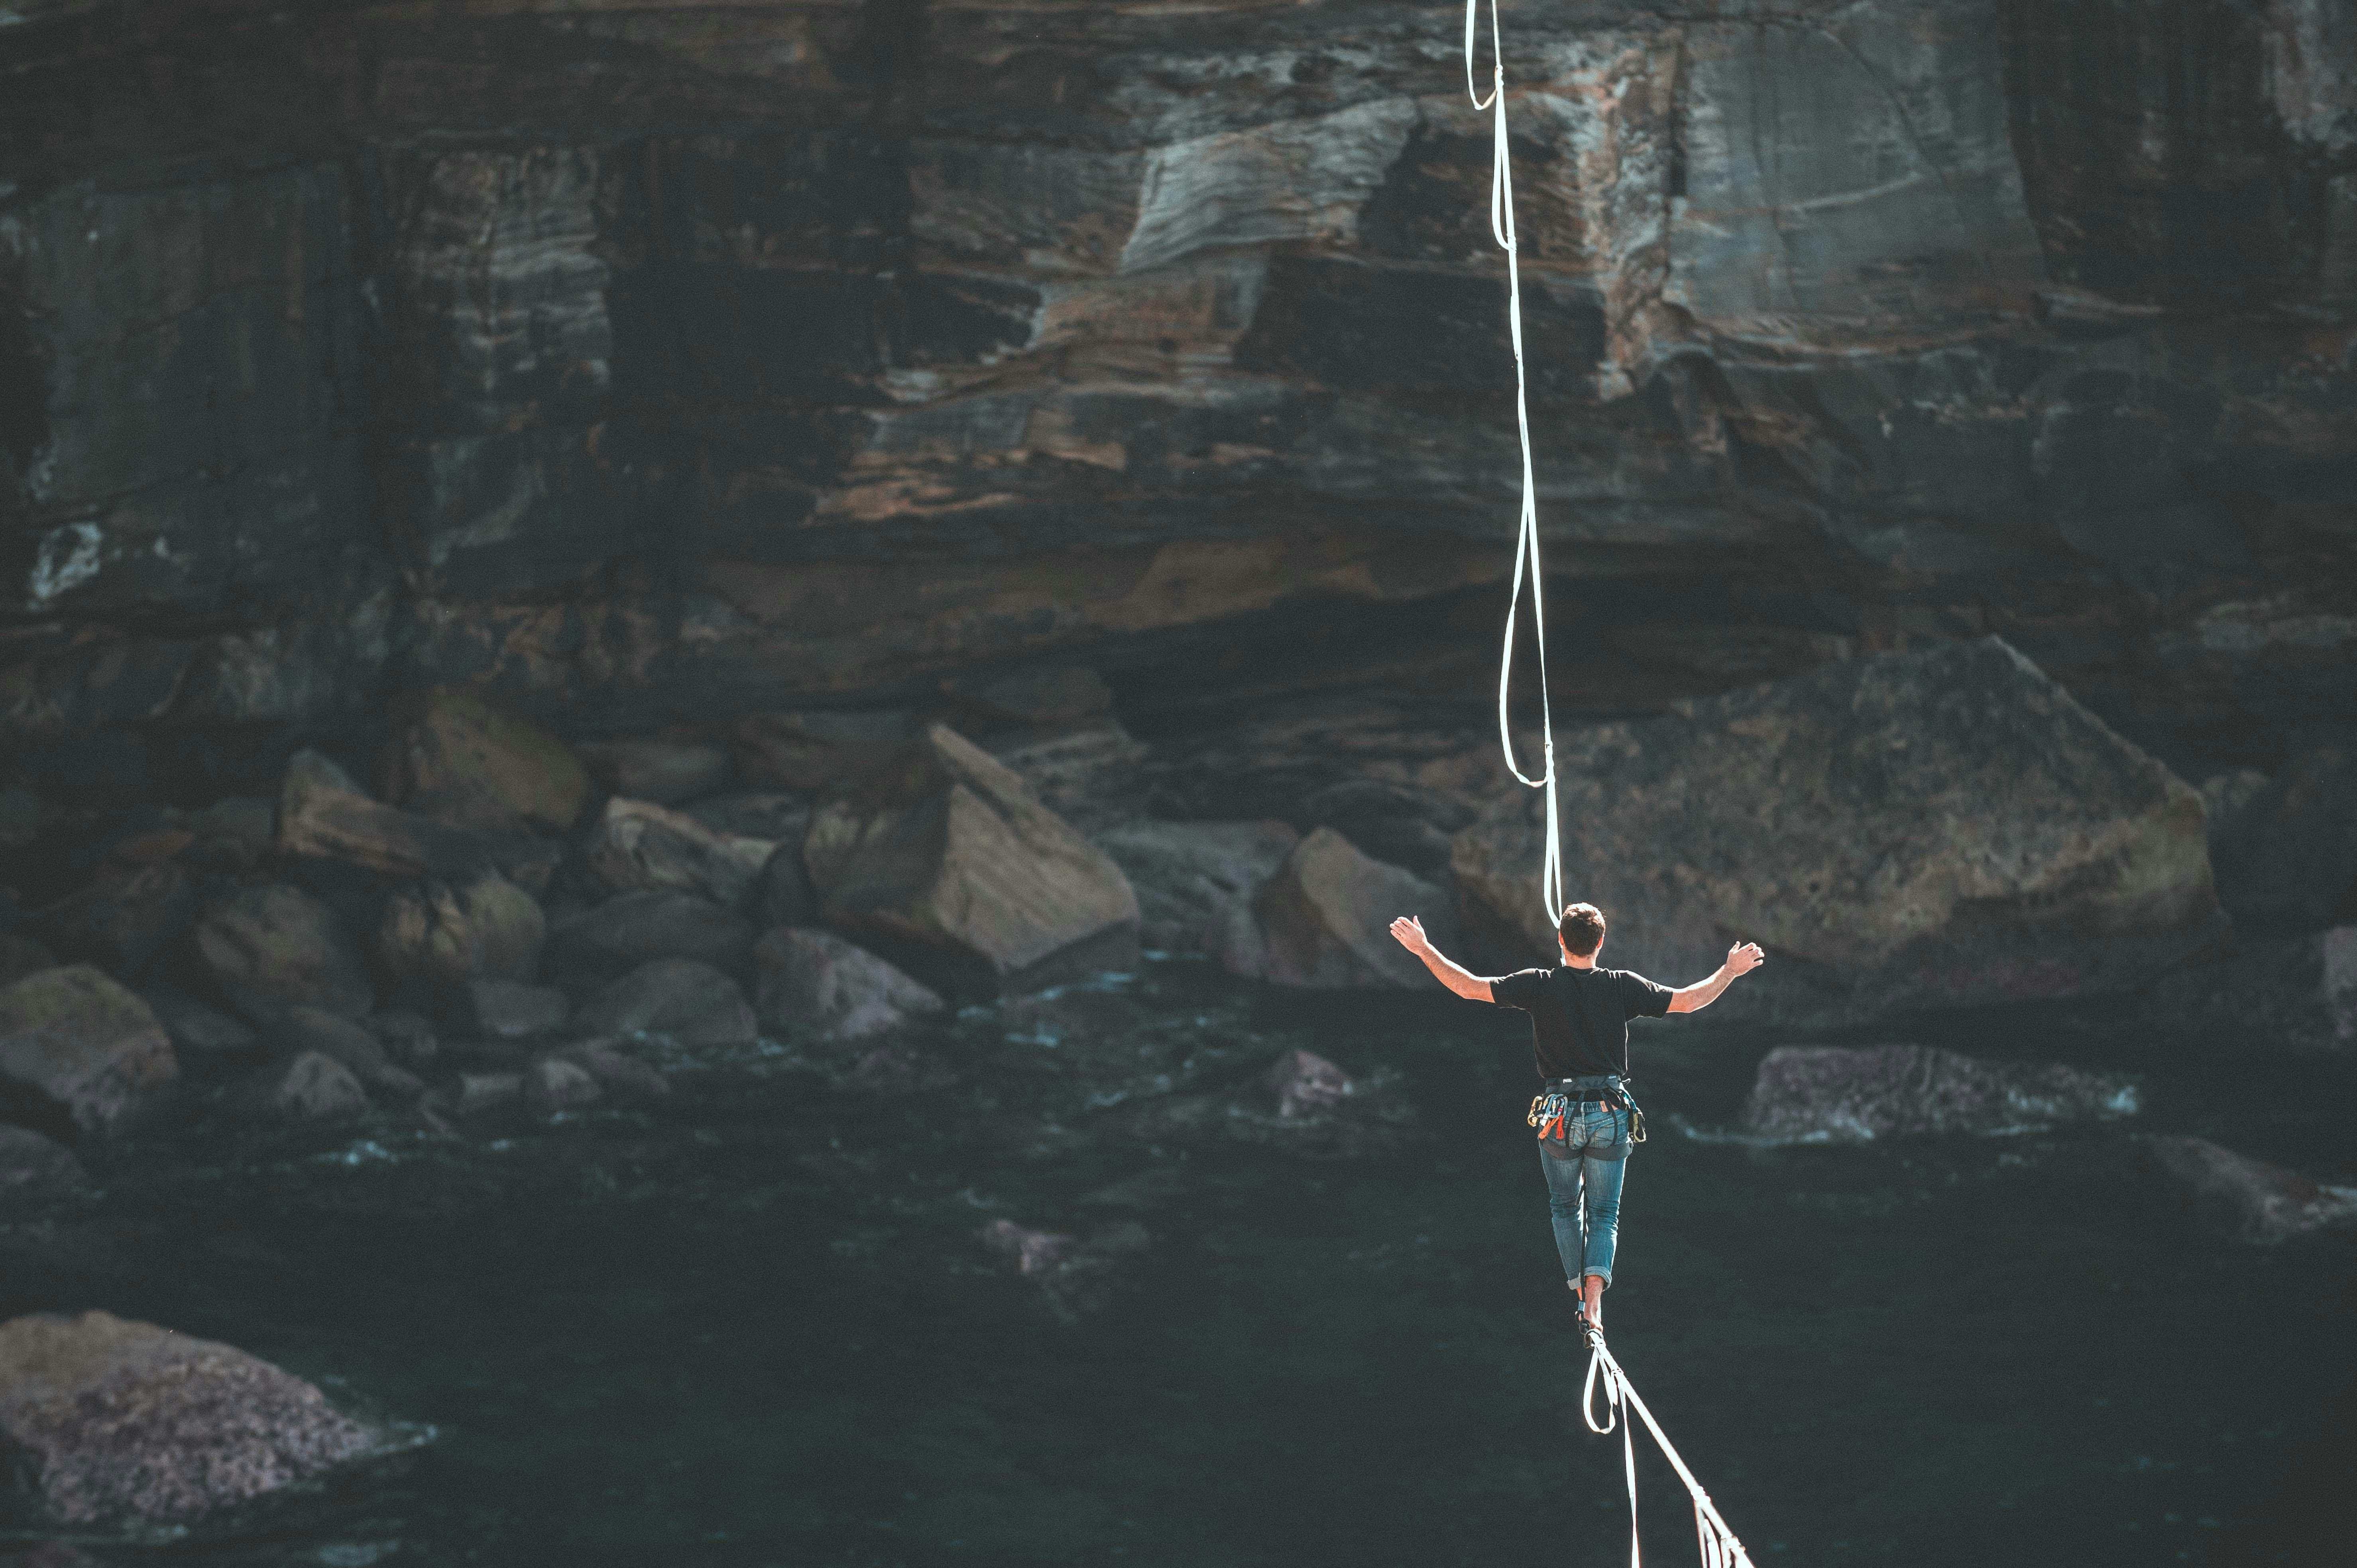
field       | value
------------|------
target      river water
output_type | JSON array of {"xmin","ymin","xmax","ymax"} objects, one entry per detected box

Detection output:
[{"xmin": 4, "ymin": 956, "xmax": 2348, "ymax": 1567}]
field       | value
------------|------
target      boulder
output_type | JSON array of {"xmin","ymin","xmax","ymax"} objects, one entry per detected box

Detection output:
[
  {"xmin": 575, "ymin": 959, "xmax": 759, "ymax": 1049},
  {"xmin": 751, "ymin": 927, "xmax": 946, "ymax": 1043},
  {"xmin": 576, "ymin": 736, "xmax": 732, "ymax": 805},
  {"xmin": 733, "ymin": 709, "xmax": 919, "ymax": 793},
  {"xmin": 450, "ymin": 1071, "xmax": 523, "ymax": 1116},
  {"xmin": 192, "ymin": 883, "xmax": 374, "ymax": 1023},
  {"xmin": 265, "ymin": 1006, "xmax": 394, "ymax": 1086},
  {"xmin": 975, "ymin": 1218, "xmax": 1148, "ymax": 1321},
  {"xmin": 686, "ymin": 793, "xmax": 812, "ymax": 841},
  {"xmin": 277, "ymin": 749, "xmax": 507, "ymax": 883},
  {"xmin": 0, "ymin": 933, "xmax": 57, "ymax": 987},
  {"xmin": 1092, "ymin": 819, "xmax": 1299, "ymax": 954},
  {"xmin": 2149, "ymin": 1136, "xmax": 2357, "ymax": 1244},
  {"xmin": 551, "ymin": 1039, "xmax": 670, "ymax": 1100},
  {"xmin": 2205, "ymin": 726, "xmax": 2357, "ymax": 931},
  {"xmin": 1455, "ymin": 639, "xmax": 2223, "ymax": 1025},
  {"xmin": 362, "ymin": 1009, "xmax": 438, "ymax": 1069},
  {"xmin": 0, "ymin": 1125, "xmax": 86, "ymax": 1208},
  {"xmin": 36, "ymin": 862, "xmax": 197, "ymax": 979},
  {"xmin": 804, "ymin": 723, "xmax": 1140, "ymax": 999},
  {"xmin": 543, "ymin": 890, "xmax": 756, "ymax": 977},
  {"xmin": 383, "ymin": 687, "xmax": 590, "ymax": 834},
  {"xmin": 1742, "ymin": 1044, "xmax": 2141, "ymax": 1140},
  {"xmin": 1240, "ymin": 827, "xmax": 1457, "ymax": 988},
  {"xmin": 238, "ymin": 1051, "xmax": 370, "ymax": 1123},
  {"xmin": 584, "ymin": 797, "xmax": 777, "ymax": 909},
  {"xmin": 2142, "ymin": 924, "xmax": 2357, "ymax": 1053},
  {"xmin": 757, "ymin": 835, "xmax": 819, "ymax": 929},
  {"xmin": 0, "ymin": 1311, "xmax": 378, "ymax": 1529},
  {"xmin": 522, "ymin": 1055, "xmax": 602, "ymax": 1115},
  {"xmin": 377, "ymin": 872, "xmax": 546, "ymax": 992},
  {"xmin": 1266, "ymin": 1048, "xmax": 1352, "ymax": 1119},
  {"xmin": 137, "ymin": 985, "xmax": 259, "ymax": 1055},
  {"xmin": 0, "ymin": 967, "xmax": 178, "ymax": 1141},
  {"xmin": 182, "ymin": 796, "xmax": 276, "ymax": 872},
  {"xmin": 458, "ymin": 980, "xmax": 569, "ymax": 1041}
]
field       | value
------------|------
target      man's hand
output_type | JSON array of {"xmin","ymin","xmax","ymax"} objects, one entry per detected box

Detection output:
[
  {"xmin": 1389, "ymin": 915, "xmax": 1431, "ymax": 955},
  {"xmin": 1725, "ymin": 941, "xmax": 1765, "ymax": 978}
]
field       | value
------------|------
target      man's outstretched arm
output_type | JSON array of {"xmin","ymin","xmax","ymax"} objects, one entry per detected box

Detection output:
[
  {"xmin": 1387, "ymin": 916, "xmax": 1495, "ymax": 1002},
  {"xmin": 1666, "ymin": 941, "xmax": 1767, "ymax": 1013}
]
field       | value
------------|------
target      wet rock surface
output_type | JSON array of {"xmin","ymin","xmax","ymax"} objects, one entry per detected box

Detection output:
[
  {"xmin": 2149, "ymin": 1136, "xmax": 2357, "ymax": 1245},
  {"xmin": 751, "ymin": 928, "xmax": 945, "ymax": 1045},
  {"xmin": 576, "ymin": 959, "xmax": 758, "ymax": 1051},
  {"xmin": 1744, "ymin": 1043, "xmax": 2141, "ymax": 1141},
  {"xmin": 237, "ymin": 1051, "xmax": 369, "ymax": 1124},
  {"xmin": 0, "ymin": 1311, "xmax": 380, "ymax": 1530}
]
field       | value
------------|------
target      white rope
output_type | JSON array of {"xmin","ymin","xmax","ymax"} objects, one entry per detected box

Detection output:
[
  {"xmin": 1582, "ymin": 1324, "xmax": 1757, "ymax": 1568},
  {"xmin": 1464, "ymin": 0, "xmax": 1563, "ymax": 925}
]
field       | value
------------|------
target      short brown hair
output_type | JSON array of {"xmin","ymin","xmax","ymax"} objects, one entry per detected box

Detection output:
[{"xmin": 1558, "ymin": 903, "xmax": 1606, "ymax": 957}]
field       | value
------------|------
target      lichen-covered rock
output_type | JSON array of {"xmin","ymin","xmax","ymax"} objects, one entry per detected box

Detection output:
[
  {"xmin": 36, "ymin": 862, "xmax": 196, "ymax": 979},
  {"xmin": 1241, "ymin": 827, "xmax": 1456, "ymax": 989},
  {"xmin": 1742, "ymin": 1044, "xmax": 2141, "ymax": 1141},
  {"xmin": 238, "ymin": 1051, "xmax": 369, "ymax": 1124},
  {"xmin": 0, "ymin": 1125, "xmax": 86, "ymax": 1208},
  {"xmin": 1093, "ymin": 819, "xmax": 1298, "ymax": 955},
  {"xmin": 2149, "ymin": 1136, "xmax": 2357, "ymax": 1244},
  {"xmin": 193, "ymin": 883, "xmax": 374, "ymax": 1023},
  {"xmin": 1455, "ymin": 640, "xmax": 2224, "ymax": 1025},
  {"xmin": 377, "ymin": 872, "xmax": 546, "ymax": 992},
  {"xmin": 805, "ymin": 723, "xmax": 1139, "ymax": 999},
  {"xmin": 751, "ymin": 927, "xmax": 945, "ymax": 1043},
  {"xmin": 543, "ymin": 890, "xmax": 756, "ymax": 977},
  {"xmin": 576, "ymin": 736, "xmax": 732, "ymax": 805},
  {"xmin": 0, "ymin": 1311, "xmax": 379, "ymax": 1529},
  {"xmin": 384, "ymin": 687, "xmax": 589, "ymax": 834},
  {"xmin": 575, "ymin": 959, "xmax": 758, "ymax": 1049},
  {"xmin": 0, "ymin": 967, "xmax": 178, "ymax": 1140},
  {"xmin": 585, "ymin": 797, "xmax": 777, "ymax": 909}
]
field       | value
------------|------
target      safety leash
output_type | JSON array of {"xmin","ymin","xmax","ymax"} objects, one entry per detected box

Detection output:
[
  {"xmin": 1464, "ymin": 0, "xmax": 1564, "ymax": 926},
  {"xmin": 1580, "ymin": 1319, "xmax": 1757, "ymax": 1568}
]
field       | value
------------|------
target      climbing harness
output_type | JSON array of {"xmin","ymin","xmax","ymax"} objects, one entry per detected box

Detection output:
[
  {"xmin": 1465, "ymin": 0, "xmax": 1564, "ymax": 927},
  {"xmin": 1581, "ymin": 1316, "xmax": 1758, "ymax": 1568},
  {"xmin": 1526, "ymin": 1081, "xmax": 1646, "ymax": 1155},
  {"xmin": 1468, "ymin": 9, "xmax": 1754, "ymax": 1564}
]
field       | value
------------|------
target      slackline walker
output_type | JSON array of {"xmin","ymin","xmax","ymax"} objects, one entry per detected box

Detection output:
[{"xmin": 1463, "ymin": 6, "xmax": 1757, "ymax": 1566}]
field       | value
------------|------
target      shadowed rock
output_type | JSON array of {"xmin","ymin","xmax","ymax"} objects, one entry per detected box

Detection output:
[
  {"xmin": 734, "ymin": 710, "xmax": 919, "ymax": 793},
  {"xmin": 550, "ymin": 1039, "xmax": 670, "ymax": 1100},
  {"xmin": 2204, "ymin": 727, "xmax": 2357, "ymax": 931},
  {"xmin": 0, "ymin": 1126, "xmax": 86, "ymax": 1209},
  {"xmin": 0, "ymin": 967, "xmax": 178, "ymax": 1141},
  {"xmin": 976, "ymin": 1217, "xmax": 1149, "ymax": 1323},
  {"xmin": 805, "ymin": 723, "xmax": 1140, "ymax": 1000},
  {"xmin": 586, "ymin": 797, "xmax": 777, "ymax": 909},
  {"xmin": 1457, "ymin": 640, "xmax": 2224, "ymax": 1026},
  {"xmin": 384, "ymin": 687, "xmax": 589, "ymax": 834},
  {"xmin": 2149, "ymin": 1136, "xmax": 2357, "ymax": 1244},
  {"xmin": 686, "ymin": 793, "xmax": 811, "ymax": 842},
  {"xmin": 523, "ymin": 1054, "xmax": 601, "ymax": 1114},
  {"xmin": 362, "ymin": 1009, "xmax": 438, "ymax": 1068},
  {"xmin": 1266, "ymin": 1048, "xmax": 1351, "ymax": 1119},
  {"xmin": 576, "ymin": 959, "xmax": 758, "ymax": 1049},
  {"xmin": 1240, "ymin": 827, "xmax": 1457, "ymax": 989},
  {"xmin": 458, "ymin": 980, "xmax": 568, "ymax": 1041},
  {"xmin": 576, "ymin": 735, "xmax": 732, "ymax": 805},
  {"xmin": 450, "ymin": 1071, "xmax": 523, "ymax": 1116},
  {"xmin": 544, "ymin": 890, "xmax": 756, "ymax": 977},
  {"xmin": 193, "ymin": 883, "xmax": 374, "ymax": 1023},
  {"xmin": 0, "ymin": 1311, "xmax": 380, "ymax": 1529},
  {"xmin": 751, "ymin": 927, "xmax": 945, "ymax": 1043},
  {"xmin": 1093, "ymin": 819, "xmax": 1297, "ymax": 955},
  {"xmin": 377, "ymin": 872, "xmax": 546, "ymax": 992},
  {"xmin": 36, "ymin": 862, "xmax": 196, "ymax": 979},
  {"xmin": 0, "ymin": 934, "xmax": 56, "ymax": 987},
  {"xmin": 265, "ymin": 1006, "xmax": 396, "ymax": 1086},
  {"xmin": 136, "ymin": 985, "xmax": 258, "ymax": 1055},
  {"xmin": 1743, "ymin": 1044, "xmax": 2140, "ymax": 1140},
  {"xmin": 278, "ymin": 750, "xmax": 509, "ymax": 883},
  {"xmin": 237, "ymin": 1051, "xmax": 369, "ymax": 1123}
]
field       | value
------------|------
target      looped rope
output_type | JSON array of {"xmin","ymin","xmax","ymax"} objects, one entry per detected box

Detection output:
[
  {"xmin": 1464, "ymin": 0, "xmax": 1563, "ymax": 924},
  {"xmin": 1581, "ymin": 1321, "xmax": 1757, "ymax": 1568}
]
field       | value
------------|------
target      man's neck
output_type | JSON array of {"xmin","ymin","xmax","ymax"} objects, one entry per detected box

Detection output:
[{"xmin": 1559, "ymin": 951, "xmax": 1596, "ymax": 970}]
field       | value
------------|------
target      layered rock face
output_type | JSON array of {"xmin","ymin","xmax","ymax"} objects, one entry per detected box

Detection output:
[{"xmin": 0, "ymin": 0, "xmax": 2348, "ymax": 798}]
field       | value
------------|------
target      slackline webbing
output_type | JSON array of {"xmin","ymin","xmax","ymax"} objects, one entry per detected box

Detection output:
[
  {"xmin": 1467, "ymin": 8, "xmax": 1757, "ymax": 1564},
  {"xmin": 1464, "ymin": 0, "xmax": 1564, "ymax": 926}
]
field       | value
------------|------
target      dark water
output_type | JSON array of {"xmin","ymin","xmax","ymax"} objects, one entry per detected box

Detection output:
[{"xmin": 4, "ymin": 958, "xmax": 2351, "ymax": 1567}]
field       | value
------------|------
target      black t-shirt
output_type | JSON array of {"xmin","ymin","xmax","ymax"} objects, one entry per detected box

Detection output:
[{"xmin": 1491, "ymin": 965, "xmax": 1675, "ymax": 1082}]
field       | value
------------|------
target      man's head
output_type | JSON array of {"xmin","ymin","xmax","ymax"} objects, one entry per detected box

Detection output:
[{"xmin": 1557, "ymin": 902, "xmax": 1606, "ymax": 962}]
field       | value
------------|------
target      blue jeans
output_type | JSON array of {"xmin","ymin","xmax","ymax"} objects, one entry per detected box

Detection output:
[{"xmin": 1537, "ymin": 1077, "xmax": 1631, "ymax": 1288}]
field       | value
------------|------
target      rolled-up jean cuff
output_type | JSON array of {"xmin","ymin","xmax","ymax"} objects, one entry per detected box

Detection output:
[{"xmin": 1580, "ymin": 1267, "xmax": 1612, "ymax": 1289}]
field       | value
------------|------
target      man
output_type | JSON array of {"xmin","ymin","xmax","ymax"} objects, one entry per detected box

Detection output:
[{"xmin": 1388, "ymin": 903, "xmax": 1763, "ymax": 1330}]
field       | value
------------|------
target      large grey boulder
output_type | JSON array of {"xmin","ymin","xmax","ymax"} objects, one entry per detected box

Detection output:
[
  {"xmin": 2149, "ymin": 1137, "xmax": 2357, "ymax": 1244},
  {"xmin": 0, "ymin": 1311, "xmax": 379, "ymax": 1529},
  {"xmin": 237, "ymin": 1051, "xmax": 370, "ymax": 1124},
  {"xmin": 377, "ymin": 872, "xmax": 546, "ymax": 991},
  {"xmin": 277, "ymin": 749, "xmax": 506, "ymax": 883},
  {"xmin": 804, "ymin": 723, "xmax": 1140, "ymax": 999},
  {"xmin": 1455, "ymin": 640, "xmax": 2222, "ymax": 1025},
  {"xmin": 0, "ymin": 1125, "xmax": 86, "ymax": 1209},
  {"xmin": 1236, "ymin": 827, "xmax": 1456, "ymax": 989},
  {"xmin": 262, "ymin": 1007, "xmax": 421, "ymax": 1097},
  {"xmin": 544, "ymin": 890, "xmax": 756, "ymax": 977},
  {"xmin": 192, "ymin": 883, "xmax": 374, "ymax": 1023},
  {"xmin": 1092, "ymin": 819, "xmax": 1298, "ymax": 955},
  {"xmin": 576, "ymin": 959, "xmax": 759, "ymax": 1049},
  {"xmin": 584, "ymin": 797, "xmax": 777, "ymax": 909},
  {"xmin": 1742, "ymin": 1044, "xmax": 2140, "ymax": 1140},
  {"xmin": 0, "ymin": 967, "xmax": 178, "ymax": 1141},
  {"xmin": 383, "ymin": 686, "xmax": 590, "ymax": 834},
  {"xmin": 751, "ymin": 928, "xmax": 946, "ymax": 1043}
]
